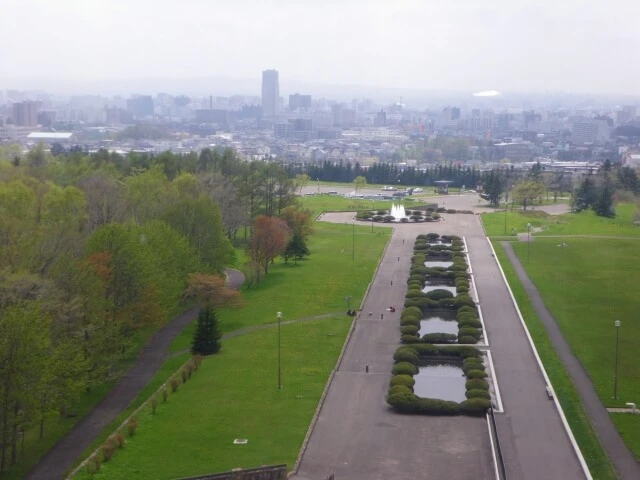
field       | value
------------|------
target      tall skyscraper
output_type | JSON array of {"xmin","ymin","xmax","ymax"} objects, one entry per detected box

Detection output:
[
  {"xmin": 262, "ymin": 70, "xmax": 279, "ymax": 117},
  {"xmin": 12, "ymin": 101, "xmax": 40, "ymax": 127}
]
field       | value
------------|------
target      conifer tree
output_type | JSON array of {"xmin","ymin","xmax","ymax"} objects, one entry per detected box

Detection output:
[{"xmin": 191, "ymin": 306, "xmax": 222, "ymax": 355}]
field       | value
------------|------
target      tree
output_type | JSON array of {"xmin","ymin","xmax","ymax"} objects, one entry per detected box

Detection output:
[
  {"xmin": 353, "ymin": 175, "xmax": 367, "ymax": 193},
  {"xmin": 571, "ymin": 176, "xmax": 597, "ymax": 212},
  {"xmin": 279, "ymin": 206, "xmax": 313, "ymax": 240},
  {"xmin": 283, "ymin": 231, "xmax": 310, "ymax": 264},
  {"xmin": 248, "ymin": 216, "xmax": 290, "ymax": 277},
  {"xmin": 482, "ymin": 171, "xmax": 504, "ymax": 208},
  {"xmin": 183, "ymin": 273, "xmax": 242, "ymax": 309},
  {"xmin": 593, "ymin": 180, "xmax": 615, "ymax": 217},
  {"xmin": 191, "ymin": 306, "xmax": 222, "ymax": 355},
  {"xmin": 295, "ymin": 173, "xmax": 310, "ymax": 195},
  {"xmin": 512, "ymin": 180, "xmax": 546, "ymax": 210}
]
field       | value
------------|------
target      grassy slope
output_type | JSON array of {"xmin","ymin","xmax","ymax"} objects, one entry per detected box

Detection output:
[
  {"xmin": 72, "ymin": 318, "xmax": 350, "ymax": 480},
  {"xmin": 481, "ymin": 203, "xmax": 638, "ymax": 237},
  {"xmin": 493, "ymin": 241, "xmax": 618, "ymax": 479},
  {"xmin": 69, "ymin": 221, "xmax": 388, "ymax": 478},
  {"xmin": 298, "ymin": 195, "xmax": 425, "ymax": 218}
]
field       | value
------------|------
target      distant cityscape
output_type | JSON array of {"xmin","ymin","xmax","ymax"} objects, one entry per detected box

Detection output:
[{"xmin": 2, "ymin": 70, "xmax": 640, "ymax": 173}]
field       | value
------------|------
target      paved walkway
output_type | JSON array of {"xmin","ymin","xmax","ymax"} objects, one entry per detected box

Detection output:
[
  {"xmin": 25, "ymin": 269, "xmax": 245, "ymax": 480},
  {"xmin": 502, "ymin": 243, "xmax": 640, "ymax": 480}
]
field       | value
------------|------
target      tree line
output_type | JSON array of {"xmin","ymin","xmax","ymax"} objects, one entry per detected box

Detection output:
[
  {"xmin": 286, "ymin": 160, "xmax": 482, "ymax": 188},
  {"xmin": 0, "ymin": 144, "xmax": 308, "ymax": 471}
]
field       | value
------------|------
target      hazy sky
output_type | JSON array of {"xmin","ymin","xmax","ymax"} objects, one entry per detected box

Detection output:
[{"xmin": 2, "ymin": 0, "xmax": 639, "ymax": 95}]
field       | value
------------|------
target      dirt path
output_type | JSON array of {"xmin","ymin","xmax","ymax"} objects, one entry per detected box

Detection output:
[
  {"xmin": 502, "ymin": 242, "xmax": 640, "ymax": 479},
  {"xmin": 25, "ymin": 269, "xmax": 245, "ymax": 480}
]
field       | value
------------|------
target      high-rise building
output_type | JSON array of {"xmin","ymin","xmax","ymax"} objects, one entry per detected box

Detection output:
[
  {"xmin": 262, "ymin": 70, "xmax": 280, "ymax": 117},
  {"xmin": 289, "ymin": 93, "xmax": 312, "ymax": 111},
  {"xmin": 126, "ymin": 95, "xmax": 154, "ymax": 118},
  {"xmin": 12, "ymin": 101, "xmax": 40, "ymax": 127}
]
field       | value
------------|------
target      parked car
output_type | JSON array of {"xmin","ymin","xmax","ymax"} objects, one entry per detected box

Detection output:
[{"xmin": 413, "ymin": 188, "xmax": 423, "ymax": 193}]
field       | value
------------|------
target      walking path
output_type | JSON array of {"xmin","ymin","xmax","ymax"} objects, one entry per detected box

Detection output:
[
  {"xmin": 25, "ymin": 269, "xmax": 245, "ymax": 480},
  {"xmin": 502, "ymin": 242, "xmax": 640, "ymax": 480}
]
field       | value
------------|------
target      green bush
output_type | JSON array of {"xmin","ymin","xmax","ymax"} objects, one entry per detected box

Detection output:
[
  {"xmin": 410, "ymin": 266, "xmax": 429, "ymax": 276},
  {"xmin": 454, "ymin": 295, "xmax": 475, "ymax": 308},
  {"xmin": 460, "ymin": 398, "xmax": 491, "ymax": 415},
  {"xmin": 458, "ymin": 335, "xmax": 478, "ymax": 344},
  {"xmin": 383, "ymin": 215, "xmax": 395, "ymax": 222},
  {"xmin": 425, "ymin": 289, "xmax": 454, "ymax": 301},
  {"xmin": 377, "ymin": 210, "xmax": 387, "ymax": 215},
  {"xmin": 400, "ymin": 325, "xmax": 419, "ymax": 336},
  {"xmin": 459, "ymin": 318, "xmax": 482, "ymax": 329},
  {"xmin": 415, "ymin": 398, "xmax": 461, "ymax": 415},
  {"xmin": 451, "ymin": 264, "xmax": 468, "ymax": 272},
  {"xmin": 420, "ymin": 333, "xmax": 457, "ymax": 344},
  {"xmin": 402, "ymin": 306, "xmax": 422, "ymax": 319},
  {"xmin": 412, "ymin": 343, "xmax": 438, "ymax": 356},
  {"xmin": 388, "ymin": 385, "xmax": 413, "ymax": 396},
  {"xmin": 393, "ymin": 349, "xmax": 419, "ymax": 364},
  {"xmin": 426, "ymin": 233, "xmax": 440, "ymax": 240},
  {"xmin": 466, "ymin": 369, "xmax": 487, "ymax": 379},
  {"xmin": 387, "ymin": 392, "xmax": 420, "ymax": 413},
  {"xmin": 405, "ymin": 289, "xmax": 426, "ymax": 299},
  {"xmin": 401, "ymin": 334, "xmax": 421, "ymax": 344},
  {"xmin": 437, "ymin": 298, "xmax": 456, "ymax": 308},
  {"xmin": 466, "ymin": 389, "xmax": 491, "ymax": 400},
  {"xmin": 400, "ymin": 316, "xmax": 420, "ymax": 327},
  {"xmin": 101, "ymin": 443, "xmax": 115, "ymax": 462},
  {"xmin": 459, "ymin": 327, "xmax": 481, "ymax": 339},
  {"xmin": 463, "ymin": 357, "xmax": 483, "ymax": 368},
  {"xmin": 456, "ymin": 286, "xmax": 469, "ymax": 294},
  {"xmin": 465, "ymin": 378, "xmax": 489, "ymax": 390},
  {"xmin": 408, "ymin": 274, "xmax": 424, "ymax": 283},
  {"xmin": 372, "ymin": 215, "xmax": 383, "ymax": 222},
  {"xmin": 390, "ymin": 374, "xmax": 416, "ymax": 388},
  {"xmin": 392, "ymin": 362, "xmax": 419, "ymax": 375}
]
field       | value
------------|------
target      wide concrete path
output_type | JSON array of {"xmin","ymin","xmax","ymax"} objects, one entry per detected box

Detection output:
[
  {"xmin": 503, "ymin": 242, "xmax": 640, "ymax": 480},
  {"xmin": 295, "ymin": 196, "xmax": 586, "ymax": 480}
]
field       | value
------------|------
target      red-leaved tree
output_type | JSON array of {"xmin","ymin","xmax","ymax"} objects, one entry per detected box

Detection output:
[{"xmin": 248, "ymin": 216, "xmax": 290, "ymax": 277}]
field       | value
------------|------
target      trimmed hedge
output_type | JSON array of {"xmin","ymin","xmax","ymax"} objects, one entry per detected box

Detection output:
[
  {"xmin": 388, "ymin": 385, "xmax": 413, "ymax": 396},
  {"xmin": 400, "ymin": 325, "xmax": 419, "ymax": 336},
  {"xmin": 393, "ymin": 349, "xmax": 419, "ymax": 364},
  {"xmin": 390, "ymin": 375, "xmax": 416, "ymax": 388},
  {"xmin": 392, "ymin": 362, "xmax": 419, "ymax": 375}
]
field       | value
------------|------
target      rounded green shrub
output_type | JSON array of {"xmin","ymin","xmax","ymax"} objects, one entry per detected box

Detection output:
[
  {"xmin": 402, "ymin": 306, "xmax": 422, "ymax": 319},
  {"xmin": 387, "ymin": 392, "xmax": 420, "ymax": 413},
  {"xmin": 400, "ymin": 317, "xmax": 420, "ymax": 327},
  {"xmin": 426, "ymin": 233, "xmax": 440, "ymax": 240},
  {"xmin": 458, "ymin": 306, "xmax": 476, "ymax": 315},
  {"xmin": 390, "ymin": 374, "xmax": 416, "ymax": 388},
  {"xmin": 401, "ymin": 334, "xmax": 421, "ymax": 344},
  {"xmin": 425, "ymin": 289, "xmax": 454, "ymax": 301},
  {"xmin": 459, "ymin": 327, "xmax": 481, "ymax": 339},
  {"xmin": 400, "ymin": 325, "xmax": 419, "ymax": 336},
  {"xmin": 456, "ymin": 286, "xmax": 469, "ymax": 294},
  {"xmin": 466, "ymin": 369, "xmax": 487, "ymax": 379},
  {"xmin": 459, "ymin": 319, "xmax": 482, "ymax": 329},
  {"xmin": 465, "ymin": 378, "xmax": 489, "ymax": 390},
  {"xmin": 393, "ymin": 349, "xmax": 419, "ymax": 364},
  {"xmin": 462, "ymin": 358, "xmax": 484, "ymax": 370},
  {"xmin": 466, "ymin": 389, "xmax": 491, "ymax": 400},
  {"xmin": 405, "ymin": 289, "xmax": 426, "ymax": 299},
  {"xmin": 413, "ymin": 343, "xmax": 438, "ymax": 356},
  {"xmin": 420, "ymin": 333, "xmax": 457, "ymax": 344},
  {"xmin": 392, "ymin": 362, "xmax": 418, "ymax": 375},
  {"xmin": 454, "ymin": 295, "xmax": 476, "ymax": 308},
  {"xmin": 415, "ymin": 398, "xmax": 461, "ymax": 415},
  {"xmin": 460, "ymin": 398, "xmax": 491, "ymax": 415},
  {"xmin": 458, "ymin": 335, "xmax": 478, "ymax": 344},
  {"xmin": 388, "ymin": 385, "xmax": 413, "ymax": 396}
]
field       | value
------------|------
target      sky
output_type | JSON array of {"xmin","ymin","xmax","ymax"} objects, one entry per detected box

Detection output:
[{"xmin": 1, "ymin": 0, "xmax": 639, "ymax": 96}]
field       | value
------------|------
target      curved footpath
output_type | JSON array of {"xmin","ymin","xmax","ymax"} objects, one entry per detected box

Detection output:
[
  {"xmin": 25, "ymin": 269, "xmax": 245, "ymax": 480},
  {"xmin": 502, "ymin": 242, "xmax": 640, "ymax": 480}
]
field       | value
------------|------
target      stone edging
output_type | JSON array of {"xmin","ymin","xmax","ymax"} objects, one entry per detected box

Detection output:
[{"xmin": 289, "ymin": 227, "xmax": 394, "ymax": 476}]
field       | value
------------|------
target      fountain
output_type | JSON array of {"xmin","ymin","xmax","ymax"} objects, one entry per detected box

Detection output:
[{"xmin": 390, "ymin": 203, "xmax": 407, "ymax": 220}]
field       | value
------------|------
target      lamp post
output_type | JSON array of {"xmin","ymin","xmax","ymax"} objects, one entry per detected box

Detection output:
[
  {"xmin": 613, "ymin": 320, "xmax": 621, "ymax": 399},
  {"xmin": 526, "ymin": 223, "xmax": 532, "ymax": 263},
  {"xmin": 277, "ymin": 311, "xmax": 282, "ymax": 389},
  {"xmin": 504, "ymin": 201, "xmax": 508, "ymax": 235}
]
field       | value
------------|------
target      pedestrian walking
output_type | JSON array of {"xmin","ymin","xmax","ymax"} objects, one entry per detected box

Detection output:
[
  {"xmin": 365, "ymin": 364, "xmax": 369, "ymax": 373},
  {"xmin": 403, "ymin": 239, "xmax": 405, "ymax": 244},
  {"xmin": 391, "ymin": 280, "xmax": 393, "ymax": 286},
  {"xmin": 381, "ymin": 313, "xmax": 384, "ymax": 320},
  {"xmin": 397, "ymin": 256, "xmax": 400, "ymax": 262}
]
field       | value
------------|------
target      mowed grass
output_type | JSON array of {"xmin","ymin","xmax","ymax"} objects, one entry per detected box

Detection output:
[
  {"xmin": 610, "ymin": 413, "xmax": 640, "ymax": 460},
  {"xmin": 492, "ymin": 241, "xmax": 618, "ymax": 479},
  {"xmin": 299, "ymin": 195, "xmax": 419, "ymax": 218},
  {"xmin": 169, "ymin": 221, "xmax": 389, "ymax": 352},
  {"xmin": 481, "ymin": 203, "xmax": 640, "ymax": 237},
  {"xmin": 73, "ymin": 317, "xmax": 350, "ymax": 480}
]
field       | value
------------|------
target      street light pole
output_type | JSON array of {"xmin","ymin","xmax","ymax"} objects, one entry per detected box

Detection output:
[
  {"xmin": 504, "ymin": 202, "xmax": 508, "ymax": 235},
  {"xmin": 613, "ymin": 320, "xmax": 621, "ymax": 399},
  {"xmin": 277, "ymin": 311, "xmax": 282, "ymax": 389},
  {"xmin": 527, "ymin": 223, "xmax": 532, "ymax": 263}
]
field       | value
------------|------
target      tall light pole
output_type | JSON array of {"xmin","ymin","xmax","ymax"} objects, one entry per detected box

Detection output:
[
  {"xmin": 613, "ymin": 320, "xmax": 621, "ymax": 399},
  {"xmin": 277, "ymin": 311, "xmax": 282, "ymax": 389},
  {"xmin": 527, "ymin": 223, "xmax": 532, "ymax": 263}
]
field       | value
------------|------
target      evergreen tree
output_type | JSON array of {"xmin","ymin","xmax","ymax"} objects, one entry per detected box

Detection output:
[
  {"xmin": 571, "ymin": 176, "xmax": 597, "ymax": 212},
  {"xmin": 191, "ymin": 306, "xmax": 222, "ymax": 355},
  {"xmin": 592, "ymin": 181, "xmax": 615, "ymax": 218},
  {"xmin": 283, "ymin": 231, "xmax": 310, "ymax": 264}
]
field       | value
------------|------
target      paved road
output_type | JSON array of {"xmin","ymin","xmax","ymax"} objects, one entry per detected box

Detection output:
[
  {"xmin": 295, "ymin": 197, "xmax": 586, "ymax": 480},
  {"xmin": 503, "ymin": 242, "xmax": 640, "ymax": 480},
  {"xmin": 25, "ymin": 270, "xmax": 244, "ymax": 480}
]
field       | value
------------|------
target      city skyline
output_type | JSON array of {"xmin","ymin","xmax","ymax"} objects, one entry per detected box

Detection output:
[{"xmin": 2, "ymin": 1, "xmax": 640, "ymax": 96}]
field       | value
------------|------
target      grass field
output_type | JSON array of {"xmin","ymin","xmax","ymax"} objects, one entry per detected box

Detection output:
[
  {"xmin": 73, "ymin": 317, "xmax": 351, "ymax": 480},
  {"xmin": 481, "ymin": 203, "xmax": 640, "ymax": 238},
  {"xmin": 492, "ymin": 241, "xmax": 618, "ymax": 479},
  {"xmin": 610, "ymin": 414, "xmax": 640, "ymax": 460},
  {"xmin": 69, "ymin": 220, "xmax": 388, "ymax": 477},
  {"xmin": 298, "ymin": 194, "xmax": 427, "ymax": 218}
]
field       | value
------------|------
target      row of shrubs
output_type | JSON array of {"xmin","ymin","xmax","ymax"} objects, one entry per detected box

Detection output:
[
  {"xmin": 386, "ymin": 344, "xmax": 491, "ymax": 415},
  {"xmin": 402, "ymin": 235, "xmax": 482, "ymax": 344},
  {"xmin": 84, "ymin": 355, "xmax": 203, "ymax": 476},
  {"xmin": 355, "ymin": 210, "xmax": 442, "ymax": 223}
]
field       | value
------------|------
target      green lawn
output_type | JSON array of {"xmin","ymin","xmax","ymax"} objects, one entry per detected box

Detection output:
[
  {"xmin": 73, "ymin": 318, "xmax": 350, "ymax": 479},
  {"xmin": 492, "ymin": 241, "xmax": 618, "ymax": 479},
  {"xmin": 509, "ymin": 238, "xmax": 640, "ymax": 408},
  {"xmin": 69, "ymin": 219, "xmax": 388, "ymax": 477},
  {"xmin": 481, "ymin": 203, "xmax": 640, "ymax": 237},
  {"xmin": 610, "ymin": 413, "xmax": 640, "ymax": 460},
  {"xmin": 169, "ymin": 221, "xmax": 389, "ymax": 352},
  {"xmin": 299, "ymin": 195, "xmax": 419, "ymax": 218}
]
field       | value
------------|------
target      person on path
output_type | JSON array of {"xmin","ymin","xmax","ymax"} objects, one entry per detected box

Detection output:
[{"xmin": 381, "ymin": 313, "xmax": 384, "ymax": 320}]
